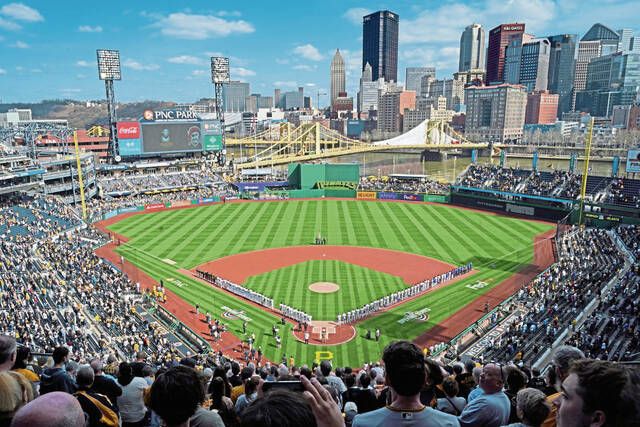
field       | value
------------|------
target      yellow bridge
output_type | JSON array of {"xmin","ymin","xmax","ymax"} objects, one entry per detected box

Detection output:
[{"xmin": 227, "ymin": 120, "xmax": 489, "ymax": 169}]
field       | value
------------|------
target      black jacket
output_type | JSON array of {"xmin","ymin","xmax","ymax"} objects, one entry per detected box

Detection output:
[{"xmin": 40, "ymin": 367, "xmax": 77, "ymax": 394}]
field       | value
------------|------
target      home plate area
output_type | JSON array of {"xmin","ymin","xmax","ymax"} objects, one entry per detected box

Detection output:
[{"xmin": 293, "ymin": 320, "xmax": 356, "ymax": 345}]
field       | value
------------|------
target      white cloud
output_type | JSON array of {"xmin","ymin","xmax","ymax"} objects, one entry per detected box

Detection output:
[
  {"xmin": 30, "ymin": 68, "xmax": 41, "ymax": 73},
  {"xmin": 76, "ymin": 73, "xmax": 86, "ymax": 79},
  {"xmin": 305, "ymin": 83, "xmax": 316, "ymax": 87},
  {"xmin": 76, "ymin": 60, "xmax": 91, "ymax": 67},
  {"xmin": 273, "ymin": 81, "xmax": 298, "ymax": 88},
  {"xmin": 275, "ymin": 58, "xmax": 290, "ymax": 65},
  {"xmin": 232, "ymin": 67, "xmax": 255, "ymax": 77},
  {"xmin": 343, "ymin": 7, "xmax": 371, "ymax": 25},
  {"xmin": 293, "ymin": 44, "xmax": 324, "ymax": 61},
  {"xmin": 12, "ymin": 40, "xmax": 28, "ymax": 48},
  {"xmin": 217, "ymin": 10, "xmax": 241, "ymax": 17},
  {"xmin": 0, "ymin": 68, "xmax": 6, "ymax": 75},
  {"xmin": 0, "ymin": 3, "xmax": 43, "ymax": 22},
  {"xmin": 151, "ymin": 12, "xmax": 254, "ymax": 40},
  {"xmin": 78, "ymin": 25, "xmax": 103, "ymax": 33},
  {"xmin": 167, "ymin": 55, "xmax": 205, "ymax": 65},
  {"xmin": 400, "ymin": 0, "xmax": 557, "ymax": 45},
  {"xmin": 123, "ymin": 59, "xmax": 160, "ymax": 71},
  {"xmin": 15, "ymin": 66, "xmax": 22, "ymax": 71},
  {"xmin": 0, "ymin": 17, "xmax": 20, "ymax": 30},
  {"xmin": 191, "ymin": 69, "xmax": 207, "ymax": 76},
  {"xmin": 293, "ymin": 64, "xmax": 316, "ymax": 71},
  {"xmin": 60, "ymin": 88, "xmax": 81, "ymax": 93}
]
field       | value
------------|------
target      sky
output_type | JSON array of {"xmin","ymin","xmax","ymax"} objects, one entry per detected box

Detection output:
[{"xmin": 0, "ymin": 0, "xmax": 639, "ymax": 105}]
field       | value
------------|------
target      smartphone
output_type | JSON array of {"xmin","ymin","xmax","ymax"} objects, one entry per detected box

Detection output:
[{"xmin": 262, "ymin": 381, "xmax": 305, "ymax": 393}]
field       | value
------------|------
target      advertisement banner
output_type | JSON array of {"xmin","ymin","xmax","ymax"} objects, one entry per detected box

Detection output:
[
  {"xmin": 199, "ymin": 197, "xmax": 220, "ymax": 204},
  {"xmin": 532, "ymin": 151, "xmax": 539, "ymax": 171},
  {"xmin": 424, "ymin": 194, "xmax": 449, "ymax": 203},
  {"xmin": 612, "ymin": 156, "xmax": 620, "ymax": 176},
  {"xmin": 203, "ymin": 134, "xmax": 223, "ymax": 151},
  {"xmin": 569, "ymin": 153, "xmax": 577, "ymax": 173},
  {"xmin": 117, "ymin": 206, "xmax": 143, "ymax": 214},
  {"xmin": 377, "ymin": 192, "xmax": 399, "ymax": 200},
  {"xmin": 402, "ymin": 193, "xmax": 423, "ymax": 202},
  {"xmin": 170, "ymin": 200, "xmax": 191, "ymax": 208},
  {"xmin": 145, "ymin": 203, "xmax": 165, "ymax": 210},
  {"xmin": 119, "ymin": 138, "xmax": 143, "ymax": 156},
  {"xmin": 116, "ymin": 122, "xmax": 141, "ymax": 139},
  {"xmin": 356, "ymin": 191, "xmax": 377, "ymax": 200},
  {"xmin": 626, "ymin": 149, "xmax": 640, "ymax": 173},
  {"xmin": 103, "ymin": 210, "xmax": 118, "ymax": 220},
  {"xmin": 471, "ymin": 149, "xmax": 478, "ymax": 163}
]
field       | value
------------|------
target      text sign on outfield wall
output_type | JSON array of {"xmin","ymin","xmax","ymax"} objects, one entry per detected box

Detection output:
[
  {"xmin": 356, "ymin": 191, "xmax": 377, "ymax": 200},
  {"xmin": 626, "ymin": 149, "xmax": 640, "ymax": 173}
]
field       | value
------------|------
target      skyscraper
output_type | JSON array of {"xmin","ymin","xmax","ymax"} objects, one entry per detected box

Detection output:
[
  {"xmin": 362, "ymin": 10, "xmax": 399, "ymax": 82},
  {"xmin": 486, "ymin": 23, "xmax": 525, "ymax": 84},
  {"xmin": 405, "ymin": 67, "xmax": 435, "ymax": 95},
  {"xmin": 459, "ymin": 24, "xmax": 486, "ymax": 72},
  {"xmin": 519, "ymin": 39, "xmax": 551, "ymax": 92},
  {"xmin": 572, "ymin": 24, "xmax": 620, "ymax": 110},
  {"xmin": 547, "ymin": 34, "xmax": 577, "ymax": 116},
  {"xmin": 222, "ymin": 81, "xmax": 250, "ymax": 112},
  {"xmin": 330, "ymin": 49, "xmax": 346, "ymax": 111},
  {"xmin": 618, "ymin": 29, "xmax": 634, "ymax": 52}
]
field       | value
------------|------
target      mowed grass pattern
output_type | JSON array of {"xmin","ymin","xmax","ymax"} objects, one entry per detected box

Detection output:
[
  {"xmin": 243, "ymin": 260, "xmax": 408, "ymax": 320},
  {"xmin": 108, "ymin": 200, "xmax": 554, "ymax": 366},
  {"xmin": 109, "ymin": 200, "xmax": 551, "ymax": 269}
]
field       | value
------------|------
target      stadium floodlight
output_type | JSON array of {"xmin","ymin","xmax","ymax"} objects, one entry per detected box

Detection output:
[
  {"xmin": 97, "ymin": 49, "xmax": 121, "ymax": 81},
  {"xmin": 211, "ymin": 57, "xmax": 230, "ymax": 84}
]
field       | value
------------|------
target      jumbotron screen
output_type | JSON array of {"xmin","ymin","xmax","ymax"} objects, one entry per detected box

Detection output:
[{"xmin": 141, "ymin": 122, "xmax": 203, "ymax": 153}]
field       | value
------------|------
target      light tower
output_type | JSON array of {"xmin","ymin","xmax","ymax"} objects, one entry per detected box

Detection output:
[
  {"xmin": 211, "ymin": 57, "xmax": 230, "ymax": 166},
  {"xmin": 96, "ymin": 49, "xmax": 121, "ymax": 162}
]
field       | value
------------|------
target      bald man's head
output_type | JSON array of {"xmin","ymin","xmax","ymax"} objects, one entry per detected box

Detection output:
[{"xmin": 10, "ymin": 392, "xmax": 85, "ymax": 427}]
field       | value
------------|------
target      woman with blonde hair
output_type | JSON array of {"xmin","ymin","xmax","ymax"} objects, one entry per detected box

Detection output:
[{"xmin": 0, "ymin": 371, "xmax": 33, "ymax": 427}]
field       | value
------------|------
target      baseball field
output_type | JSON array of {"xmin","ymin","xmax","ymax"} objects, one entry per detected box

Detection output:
[{"xmin": 105, "ymin": 199, "xmax": 554, "ymax": 366}]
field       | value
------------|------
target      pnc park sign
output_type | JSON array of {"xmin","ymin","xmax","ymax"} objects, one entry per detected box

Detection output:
[{"xmin": 142, "ymin": 109, "xmax": 200, "ymax": 122}]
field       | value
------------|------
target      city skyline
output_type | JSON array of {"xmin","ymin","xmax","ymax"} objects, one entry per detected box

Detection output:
[{"xmin": 0, "ymin": 0, "xmax": 639, "ymax": 104}]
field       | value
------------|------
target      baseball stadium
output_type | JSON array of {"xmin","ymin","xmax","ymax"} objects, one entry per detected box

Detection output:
[
  {"xmin": 95, "ymin": 163, "xmax": 556, "ymax": 367},
  {"xmin": 2, "ymin": 22, "xmax": 640, "ymax": 424}
]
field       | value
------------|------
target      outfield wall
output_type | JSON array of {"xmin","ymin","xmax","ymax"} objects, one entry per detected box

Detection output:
[{"xmin": 450, "ymin": 187, "xmax": 573, "ymax": 222}]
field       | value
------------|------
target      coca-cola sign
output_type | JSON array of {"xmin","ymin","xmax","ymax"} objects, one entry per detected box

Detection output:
[{"xmin": 117, "ymin": 121, "xmax": 141, "ymax": 139}]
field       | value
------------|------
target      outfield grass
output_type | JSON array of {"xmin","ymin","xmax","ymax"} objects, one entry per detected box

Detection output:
[
  {"xmin": 244, "ymin": 260, "xmax": 408, "ymax": 320},
  {"xmin": 108, "ymin": 200, "xmax": 553, "ymax": 366}
]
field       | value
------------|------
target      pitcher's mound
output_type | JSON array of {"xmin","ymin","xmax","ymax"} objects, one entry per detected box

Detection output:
[{"xmin": 309, "ymin": 282, "xmax": 340, "ymax": 293}]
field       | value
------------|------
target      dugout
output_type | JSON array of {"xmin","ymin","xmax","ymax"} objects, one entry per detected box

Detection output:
[{"xmin": 287, "ymin": 163, "xmax": 359, "ymax": 198}]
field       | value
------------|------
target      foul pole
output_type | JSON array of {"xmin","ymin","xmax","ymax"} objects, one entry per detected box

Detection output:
[
  {"xmin": 73, "ymin": 131, "xmax": 87, "ymax": 220},
  {"xmin": 578, "ymin": 117, "xmax": 595, "ymax": 226}
]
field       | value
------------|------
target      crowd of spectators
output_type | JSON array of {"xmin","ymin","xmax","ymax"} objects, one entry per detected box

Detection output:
[
  {"xmin": 0, "ymin": 195, "xmax": 183, "ymax": 364},
  {"xmin": 99, "ymin": 170, "xmax": 221, "ymax": 194},
  {"xmin": 0, "ymin": 194, "xmax": 81, "ymax": 240},
  {"xmin": 617, "ymin": 225, "xmax": 640, "ymax": 259},
  {"xmin": 358, "ymin": 177, "xmax": 450, "ymax": 194},
  {"xmin": 457, "ymin": 164, "xmax": 640, "ymax": 207},
  {"xmin": 1, "ymin": 335, "xmax": 639, "ymax": 427},
  {"xmin": 607, "ymin": 178, "xmax": 640, "ymax": 208},
  {"xmin": 1, "ymin": 171, "xmax": 640, "ymax": 426},
  {"xmin": 523, "ymin": 171, "xmax": 573, "ymax": 197},
  {"xmin": 472, "ymin": 228, "xmax": 624, "ymax": 366}
]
